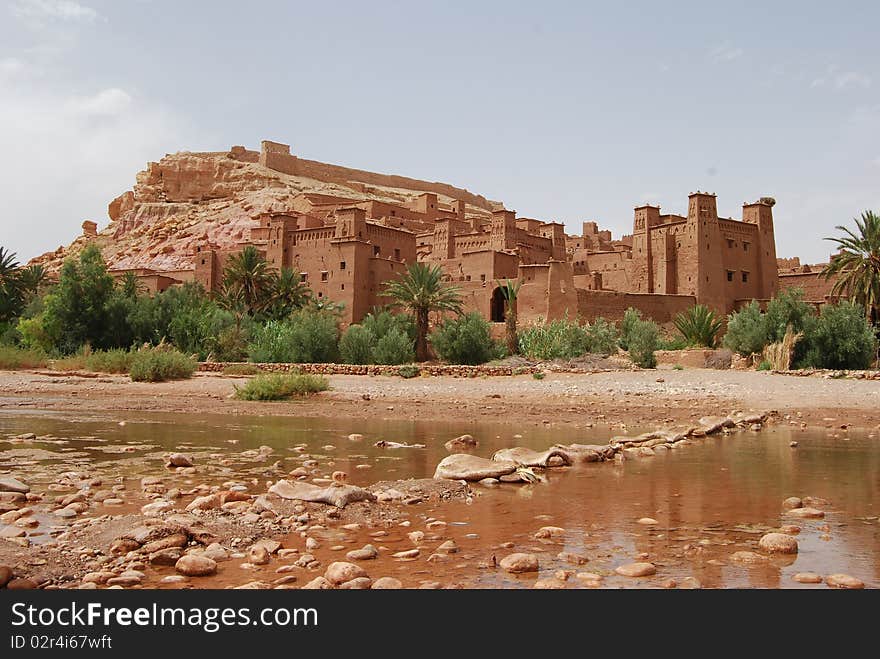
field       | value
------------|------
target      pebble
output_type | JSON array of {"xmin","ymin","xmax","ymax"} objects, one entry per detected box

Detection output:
[
  {"xmin": 345, "ymin": 545, "xmax": 378, "ymax": 561},
  {"xmin": 637, "ymin": 518, "xmax": 658, "ymax": 525},
  {"xmin": 785, "ymin": 507, "xmax": 825, "ymax": 519},
  {"xmin": 533, "ymin": 526, "xmax": 566, "ymax": 539},
  {"xmin": 825, "ymin": 573, "xmax": 865, "ymax": 589},
  {"xmin": 614, "ymin": 562, "xmax": 657, "ymax": 577},
  {"xmin": 782, "ymin": 497, "xmax": 803, "ymax": 510},
  {"xmin": 392, "ymin": 549, "xmax": 420, "ymax": 560},
  {"xmin": 325, "ymin": 562, "xmax": 368, "ymax": 585},
  {"xmin": 792, "ymin": 572, "xmax": 823, "ymax": 584}
]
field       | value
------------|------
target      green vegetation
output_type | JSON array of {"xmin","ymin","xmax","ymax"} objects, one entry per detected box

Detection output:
[
  {"xmin": 532, "ymin": 371, "xmax": 546, "ymax": 380},
  {"xmin": 338, "ymin": 310, "xmax": 416, "ymax": 365},
  {"xmin": 803, "ymin": 301, "xmax": 877, "ymax": 370},
  {"xmin": 496, "ymin": 278, "xmax": 522, "ymax": 355},
  {"xmin": 757, "ymin": 360, "xmax": 772, "ymax": 371},
  {"xmin": 0, "ymin": 345, "xmax": 47, "ymax": 370},
  {"xmin": 518, "ymin": 316, "xmax": 617, "ymax": 360},
  {"xmin": 822, "ymin": 210, "xmax": 880, "ymax": 325},
  {"xmin": 247, "ymin": 311, "xmax": 339, "ymax": 363},
  {"xmin": 673, "ymin": 364, "xmax": 684, "ymax": 370},
  {"xmin": 396, "ymin": 365, "xmax": 420, "ymax": 378},
  {"xmin": 618, "ymin": 307, "xmax": 642, "ymax": 351},
  {"xmin": 339, "ymin": 324, "xmax": 375, "ymax": 364},
  {"xmin": 584, "ymin": 317, "xmax": 619, "ymax": 357},
  {"xmin": 129, "ymin": 348, "xmax": 196, "ymax": 382},
  {"xmin": 627, "ymin": 319, "xmax": 659, "ymax": 368},
  {"xmin": 429, "ymin": 312, "xmax": 499, "ymax": 365},
  {"xmin": 383, "ymin": 263, "xmax": 463, "ymax": 361},
  {"xmin": 372, "ymin": 327, "xmax": 415, "ymax": 365},
  {"xmin": 723, "ymin": 301, "xmax": 767, "ymax": 357},
  {"xmin": 674, "ymin": 304, "xmax": 724, "ymax": 348},
  {"xmin": 233, "ymin": 373, "xmax": 329, "ymax": 400}
]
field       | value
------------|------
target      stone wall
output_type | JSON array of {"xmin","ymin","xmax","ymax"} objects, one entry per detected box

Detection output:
[{"xmin": 198, "ymin": 362, "xmax": 539, "ymax": 377}]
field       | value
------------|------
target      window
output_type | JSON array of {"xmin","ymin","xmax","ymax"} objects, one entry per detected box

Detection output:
[
  {"xmin": 394, "ymin": 248, "xmax": 401, "ymax": 261},
  {"xmin": 727, "ymin": 239, "xmax": 734, "ymax": 248},
  {"xmin": 743, "ymin": 242, "xmax": 750, "ymax": 252},
  {"xmin": 726, "ymin": 271, "xmax": 734, "ymax": 282},
  {"xmin": 300, "ymin": 272, "xmax": 308, "ymax": 282},
  {"xmin": 480, "ymin": 274, "xmax": 486, "ymax": 282},
  {"xmin": 742, "ymin": 272, "xmax": 749, "ymax": 283},
  {"xmin": 341, "ymin": 284, "xmax": 345, "ymax": 290},
  {"xmin": 373, "ymin": 245, "xmax": 380, "ymax": 256},
  {"xmin": 321, "ymin": 271, "xmax": 328, "ymax": 282},
  {"xmin": 318, "ymin": 292, "xmax": 323, "ymax": 298},
  {"xmin": 339, "ymin": 261, "xmax": 346, "ymax": 270}
]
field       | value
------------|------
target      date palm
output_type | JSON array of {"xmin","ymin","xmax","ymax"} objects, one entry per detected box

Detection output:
[
  {"xmin": 222, "ymin": 246, "xmax": 273, "ymax": 316},
  {"xmin": 496, "ymin": 278, "xmax": 522, "ymax": 355},
  {"xmin": 0, "ymin": 247, "xmax": 23, "ymax": 322},
  {"xmin": 823, "ymin": 210, "xmax": 880, "ymax": 325},
  {"xmin": 266, "ymin": 267, "xmax": 311, "ymax": 320},
  {"xmin": 674, "ymin": 304, "xmax": 724, "ymax": 348},
  {"xmin": 216, "ymin": 280, "xmax": 248, "ymax": 331},
  {"xmin": 382, "ymin": 263, "xmax": 462, "ymax": 361}
]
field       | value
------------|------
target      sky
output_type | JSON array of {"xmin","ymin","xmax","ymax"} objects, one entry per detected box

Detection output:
[{"xmin": 1, "ymin": 0, "xmax": 878, "ymax": 263}]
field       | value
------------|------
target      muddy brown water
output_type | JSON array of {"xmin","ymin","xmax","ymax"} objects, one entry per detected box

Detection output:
[{"xmin": 1, "ymin": 409, "xmax": 879, "ymax": 589}]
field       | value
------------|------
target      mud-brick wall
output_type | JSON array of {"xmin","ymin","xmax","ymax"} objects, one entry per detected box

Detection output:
[{"xmin": 576, "ymin": 289, "xmax": 696, "ymax": 323}]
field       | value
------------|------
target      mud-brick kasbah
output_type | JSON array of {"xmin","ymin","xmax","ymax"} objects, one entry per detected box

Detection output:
[{"xmin": 34, "ymin": 139, "xmax": 837, "ymax": 326}]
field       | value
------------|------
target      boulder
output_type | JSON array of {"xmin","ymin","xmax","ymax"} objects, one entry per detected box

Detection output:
[
  {"xmin": 499, "ymin": 553, "xmax": 539, "ymax": 573},
  {"xmin": 371, "ymin": 577, "xmax": 403, "ymax": 589},
  {"xmin": 758, "ymin": 533, "xmax": 798, "ymax": 554},
  {"xmin": 166, "ymin": 453, "xmax": 193, "ymax": 468},
  {"xmin": 553, "ymin": 443, "xmax": 615, "ymax": 463},
  {"xmin": 433, "ymin": 454, "xmax": 517, "ymax": 481},
  {"xmin": 268, "ymin": 480, "xmax": 376, "ymax": 508},
  {"xmin": 325, "ymin": 562, "xmax": 368, "ymax": 585},
  {"xmin": 492, "ymin": 447, "xmax": 572, "ymax": 468},
  {"xmin": 346, "ymin": 545, "xmax": 378, "ymax": 561},
  {"xmin": 825, "ymin": 573, "xmax": 865, "ymax": 589},
  {"xmin": 0, "ymin": 477, "xmax": 29, "ymax": 494},
  {"xmin": 614, "ymin": 562, "xmax": 657, "ymax": 577},
  {"xmin": 175, "ymin": 555, "xmax": 217, "ymax": 577},
  {"xmin": 444, "ymin": 434, "xmax": 478, "ymax": 453},
  {"xmin": 785, "ymin": 507, "xmax": 825, "ymax": 519}
]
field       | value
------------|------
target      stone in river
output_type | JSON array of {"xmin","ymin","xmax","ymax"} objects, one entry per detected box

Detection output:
[
  {"xmin": 301, "ymin": 576, "xmax": 333, "ymax": 590},
  {"xmin": 175, "ymin": 555, "xmax": 217, "ymax": 577},
  {"xmin": 758, "ymin": 532, "xmax": 798, "ymax": 554},
  {"xmin": 533, "ymin": 526, "xmax": 565, "ymax": 539},
  {"xmin": 371, "ymin": 577, "xmax": 403, "ymax": 589},
  {"xmin": 324, "ymin": 561, "xmax": 367, "ymax": 585},
  {"xmin": 346, "ymin": 545, "xmax": 378, "ymax": 561},
  {"xmin": 614, "ymin": 562, "xmax": 657, "ymax": 577},
  {"xmin": 637, "ymin": 518, "xmax": 658, "ymax": 525},
  {"xmin": 825, "ymin": 573, "xmax": 865, "ymax": 589},
  {"xmin": 0, "ymin": 477, "xmax": 29, "ymax": 494},
  {"xmin": 782, "ymin": 497, "xmax": 803, "ymax": 510},
  {"xmin": 248, "ymin": 545, "xmax": 270, "ymax": 565},
  {"xmin": 792, "ymin": 572, "xmax": 823, "ymax": 584},
  {"xmin": 166, "ymin": 453, "xmax": 193, "ymax": 468},
  {"xmin": 499, "ymin": 553, "xmax": 539, "ymax": 573},
  {"xmin": 785, "ymin": 507, "xmax": 825, "ymax": 519}
]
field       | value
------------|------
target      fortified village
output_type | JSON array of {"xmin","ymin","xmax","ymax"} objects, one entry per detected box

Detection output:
[{"xmin": 34, "ymin": 139, "xmax": 836, "ymax": 326}]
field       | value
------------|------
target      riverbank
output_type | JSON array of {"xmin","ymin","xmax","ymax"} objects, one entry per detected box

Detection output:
[{"xmin": 1, "ymin": 367, "xmax": 878, "ymax": 431}]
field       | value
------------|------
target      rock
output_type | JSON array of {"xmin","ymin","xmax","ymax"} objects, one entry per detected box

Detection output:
[
  {"xmin": 325, "ymin": 561, "xmax": 367, "ymax": 585},
  {"xmin": 347, "ymin": 434, "xmax": 364, "ymax": 442},
  {"xmin": 407, "ymin": 531, "xmax": 425, "ymax": 545},
  {"xmin": 534, "ymin": 526, "xmax": 566, "ymax": 539},
  {"xmin": 338, "ymin": 577, "xmax": 373, "ymax": 589},
  {"xmin": 392, "ymin": 549, "xmax": 420, "ymax": 560},
  {"xmin": 779, "ymin": 525, "xmax": 801, "ymax": 535},
  {"xmin": 305, "ymin": 537, "xmax": 320, "ymax": 551},
  {"xmin": 371, "ymin": 577, "xmax": 403, "ymax": 589},
  {"xmin": 533, "ymin": 578, "xmax": 566, "ymax": 589},
  {"xmin": 166, "ymin": 453, "xmax": 193, "ymax": 468},
  {"xmin": 825, "ymin": 573, "xmax": 865, "ymax": 589},
  {"xmin": 142, "ymin": 534, "xmax": 189, "ymax": 554},
  {"xmin": 615, "ymin": 562, "xmax": 657, "ymax": 577},
  {"xmin": 557, "ymin": 552, "xmax": 587, "ymax": 565},
  {"xmin": 0, "ymin": 477, "xmax": 29, "ymax": 494},
  {"xmin": 185, "ymin": 494, "xmax": 221, "ymax": 512},
  {"xmin": 7, "ymin": 578, "xmax": 38, "ymax": 590},
  {"xmin": 346, "ymin": 545, "xmax": 378, "ymax": 561},
  {"xmin": 268, "ymin": 480, "xmax": 376, "ymax": 508},
  {"xmin": 302, "ymin": 576, "xmax": 332, "ymax": 590},
  {"xmin": 252, "ymin": 539, "xmax": 282, "ymax": 554},
  {"xmin": 175, "ymin": 555, "xmax": 217, "ymax": 577},
  {"xmin": 492, "ymin": 446, "xmax": 572, "ymax": 467},
  {"xmin": 433, "ymin": 454, "xmax": 517, "ymax": 481},
  {"xmin": 782, "ymin": 497, "xmax": 803, "ymax": 510},
  {"xmin": 730, "ymin": 551, "xmax": 767, "ymax": 564},
  {"xmin": 445, "ymin": 434, "xmax": 478, "ymax": 453},
  {"xmin": 758, "ymin": 532, "xmax": 798, "ymax": 554},
  {"xmin": 149, "ymin": 548, "xmax": 183, "ymax": 566},
  {"xmin": 802, "ymin": 496, "xmax": 831, "ymax": 508},
  {"xmin": 679, "ymin": 577, "xmax": 702, "ymax": 589},
  {"xmin": 637, "ymin": 518, "xmax": 658, "ymax": 525},
  {"xmin": 160, "ymin": 575, "xmax": 188, "ymax": 585},
  {"xmin": 0, "ymin": 565, "xmax": 13, "ymax": 588},
  {"xmin": 436, "ymin": 540, "xmax": 459, "ymax": 554},
  {"xmin": 792, "ymin": 572, "xmax": 824, "ymax": 584},
  {"xmin": 790, "ymin": 441, "xmax": 798, "ymax": 447},
  {"xmin": 248, "ymin": 545, "xmax": 270, "ymax": 565},
  {"xmin": 785, "ymin": 507, "xmax": 825, "ymax": 519},
  {"xmin": 499, "ymin": 553, "xmax": 539, "ymax": 573},
  {"xmin": 202, "ymin": 543, "xmax": 230, "ymax": 562},
  {"xmin": 575, "ymin": 572, "xmax": 603, "ymax": 584},
  {"xmin": 141, "ymin": 500, "xmax": 174, "ymax": 516}
]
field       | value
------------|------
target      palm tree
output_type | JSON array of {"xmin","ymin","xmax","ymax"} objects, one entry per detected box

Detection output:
[
  {"xmin": 215, "ymin": 280, "xmax": 248, "ymax": 332},
  {"xmin": 266, "ymin": 267, "xmax": 311, "ymax": 320},
  {"xmin": 382, "ymin": 263, "xmax": 463, "ymax": 361},
  {"xmin": 674, "ymin": 304, "xmax": 724, "ymax": 348},
  {"xmin": 0, "ymin": 247, "xmax": 23, "ymax": 323},
  {"xmin": 496, "ymin": 278, "xmax": 522, "ymax": 355},
  {"xmin": 823, "ymin": 210, "xmax": 880, "ymax": 325},
  {"xmin": 222, "ymin": 246, "xmax": 273, "ymax": 316}
]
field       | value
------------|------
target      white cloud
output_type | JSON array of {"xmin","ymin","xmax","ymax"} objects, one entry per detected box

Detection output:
[
  {"xmin": 709, "ymin": 43, "xmax": 743, "ymax": 63},
  {"xmin": 834, "ymin": 71, "xmax": 871, "ymax": 90},
  {"xmin": 0, "ymin": 57, "xmax": 27, "ymax": 77},
  {"xmin": 67, "ymin": 88, "xmax": 133, "ymax": 116},
  {"xmin": 10, "ymin": 0, "xmax": 98, "ymax": 23}
]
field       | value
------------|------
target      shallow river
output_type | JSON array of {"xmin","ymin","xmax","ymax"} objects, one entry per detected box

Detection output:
[{"xmin": 1, "ymin": 409, "xmax": 878, "ymax": 588}]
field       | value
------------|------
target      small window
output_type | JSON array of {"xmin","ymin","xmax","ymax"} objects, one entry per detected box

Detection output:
[
  {"xmin": 340, "ymin": 261, "xmax": 346, "ymax": 270},
  {"xmin": 341, "ymin": 284, "xmax": 345, "ymax": 291},
  {"xmin": 726, "ymin": 271, "xmax": 734, "ymax": 282},
  {"xmin": 394, "ymin": 248, "xmax": 401, "ymax": 261},
  {"xmin": 727, "ymin": 239, "xmax": 734, "ymax": 248},
  {"xmin": 743, "ymin": 242, "xmax": 750, "ymax": 252},
  {"xmin": 373, "ymin": 245, "xmax": 380, "ymax": 256},
  {"xmin": 321, "ymin": 271, "xmax": 328, "ymax": 282},
  {"xmin": 318, "ymin": 292, "xmax": 323, "ymax": 298},
  {"xmin": 480, "ymin": 274, "xmax": 486, "ymax": 282},
  {"xmin": 466, "ymin": 275, "xmax": 471, "ymax": 281},
  {"xmin": 200, "ymin": 259, "xmax": 206, "ymax": 265},
  {"xmin": 300, "ymin": 272, "xmax": 308, "ymax": 282},
  {"xmin": 742, "ymin": 272, "xmax": 749, "ymax": 283}
]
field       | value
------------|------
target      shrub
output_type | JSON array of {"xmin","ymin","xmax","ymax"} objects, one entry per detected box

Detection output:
[
  {"xmin": 248, "ymin": 311, "xmax": 339, "ymax": 363},
  {"xmin": 518, "ymin": 317, "xmax": 590, "ymax": 360},
  {"xmin": 619, "ymin": 307, "xmax": 642, "ymax": 351},
  {"xmin": 372, "ymin": 327, "xmax": 415, "ymax": 365},
  {"xmin": 762, "ymin": 328, "xmax": 802, "ymax": 371},
  {"xmin": 723, "ymin": 301, "xmax": 768, "ymax": 356},
  {"xmin": 129, "ymin": 349, "xmax": 196, "ymax": 382},
  {"xmin": 396, "ymin": 365, "xmax": 420, "ymax": 378},
  {"xmin": 674, "ymin": 305, "xmax": 723, "ymax": 348},
  {"xmin": 532, "ymin": 371, "xmax": 545, "ymax": 380},
  {"xmin": 362, "ymin": 310, "xmax": 416, "ymax": 342},
  {"xmin": 584, "ymin": 317, "xmax": 619, "ymax": 356},
  {"xmin": 85, "ymin": 349, "xmax": 136, "ymax": 373},
  {"xmin": 212, "ymin": 325, "xmax": 250, "ymax": 362},
  {"xmin": 673, "ymin": 364, "xmax": 683, "ymax": 370},
  {"xmin": 627, "ymin": 319, "xmax": 659, "ymax": 368},
  {"xmin": 233, "ymin": 373, "xmax": 329, "ymax": 400},
  {"xmin": 757, "ymin": 360, "xmax": 772, "ymax": 371},
  {"xmin": 657, "ymin": 334, "xmax": 688, "ymax": 351},
  {"xmin": 0, "ymin": 345, "xmax": 47, "ymax": 370},
  {"xmin": 803, "ymin": 301, "xmax": 877, "ymax": 370},
  {"xmin": 765, "ymin": 289, "xmax": 817, "ymax": 366},
  {"xmin": 339, "ymin": 325, "xmax": 375, "ymax": 365},
  {"xmin": 222, "ymin": 364, "xmax": 261, "ymax": 376},
  {"xmin": 429, "ymin": 313, "xmax": 499, "ymax": 365}
]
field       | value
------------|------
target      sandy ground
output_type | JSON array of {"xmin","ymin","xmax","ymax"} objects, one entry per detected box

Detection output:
[{"xmin": 1, "ymin": 367, "xmax": 878, "ymax": 430}]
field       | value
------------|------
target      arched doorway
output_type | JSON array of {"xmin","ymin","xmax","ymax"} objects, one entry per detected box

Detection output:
[{"xmin": 490, "ymin": 287, "xmax": 506, "ymax": 322}]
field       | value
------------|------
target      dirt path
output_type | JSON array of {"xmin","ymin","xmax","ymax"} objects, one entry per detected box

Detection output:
[{"xmin": 1, "ymin": 368, "xmax": 878, "ymax": 430}]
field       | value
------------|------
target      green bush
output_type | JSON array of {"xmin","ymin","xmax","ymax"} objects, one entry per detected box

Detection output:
[
  {"xmin": 248, "ymin": 311, "xmax": 339, "ymax": 363},
  {"xmin": 0, "ymin": 345, "xmax": 47, "ymax": 370},
  {"xmin": 518, "ymin": 317, "xmax": 590, "ymax": 360},
  {"xmin": 672, "ymin": 364, "xmax": 684, "ymax": 370},
  {"xmin": 618, "ymin": 307, "xmax": 642, "ymax": 351},
  {"xmin": 222, "ymin": 363, "xmax": 261, "ymax": 376},
  {"xmin": 372, "ymin": 327, "xmax": 415, "ymax": 365},
  {"xmin": 85, "ymin": 349, "xmax": 136, "ymax": 373},
  {"xmin": 657, "ymin": 334, "xmax": 689, "ymax": 351},
  {"xmin": 802, "ymin": 302, "xmax": 877, "ymax": 370},
  {"xmin": 339, "ymin": 325, "xmax": 375, "ymax": 365},
  {"xmin": 757, "ymin": 360, "xmax": 772, "ymax": 371},
  {"xmin": 129, "ymin": 349, "xmax": 197, "ymax": 382},
  {"xmin": 212, "ymin": 325, "xmax": 250, "ymax": 362},
  {"xmin": 584, "ymin": 317, "xmax": 619, "ymax": 356},
  {"xmin": 396, "ymin": 365, "xmax": 420, "ymax": 378},
  {"xmin": 765, "ymin": 289, "xmax": 817, "ymax": 367},
  {"xmin": 362, "ymin": 309, "xmax": 416, "ymax": 342},
  {"xmin": 627, "ymin": 319, "xmax": 659, "ymax": 368},
  {"xmin": 723, "ymin": 301, "xmax": 768, "ymax": 356},
  {"xmin": 532, "ymin": 371, "xmax": 545, "ymax": 380},
  {"xmin": 674, "ymin": 304, "xmax": 724, "ymax": 348},
  {"xmin": 429, "ymin": 313, "xmax": 499, "ymax": 365},
  {"xmin": 233, "ymin": 373, "xmax": 329, "ymax": 400}
]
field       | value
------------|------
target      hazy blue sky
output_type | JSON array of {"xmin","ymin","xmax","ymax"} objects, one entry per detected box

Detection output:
[{"xmin": 1, "ymin": 1, "xmax": 878, "ymax": 263}]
